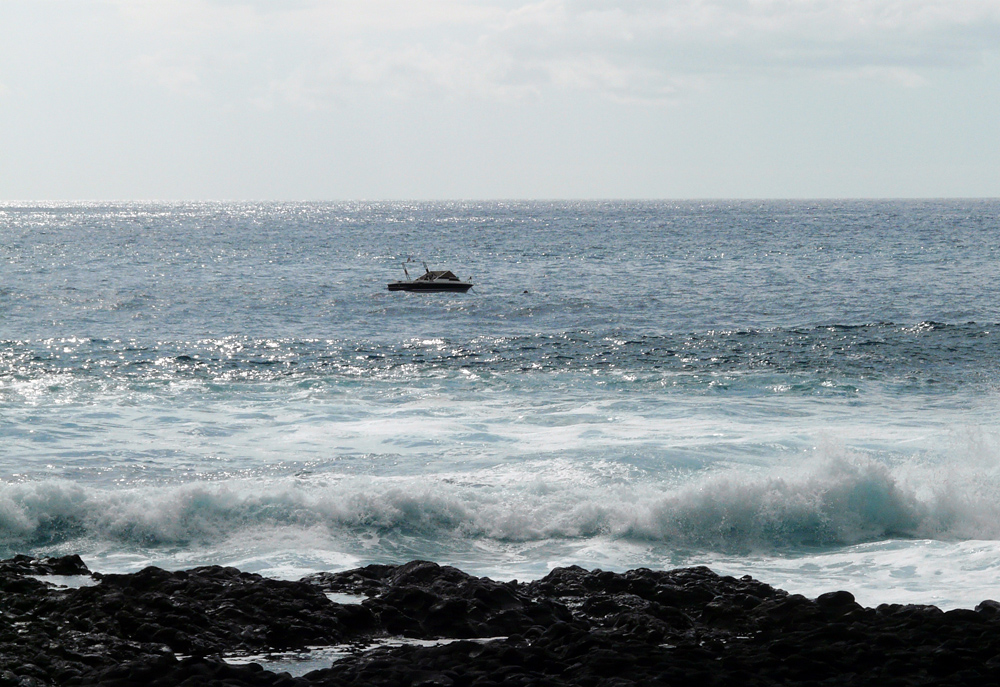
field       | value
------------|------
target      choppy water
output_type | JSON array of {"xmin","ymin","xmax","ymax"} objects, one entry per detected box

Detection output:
[{"xmin": 2, "ymin": 200, "xmax": 1000, "ymax": 609}]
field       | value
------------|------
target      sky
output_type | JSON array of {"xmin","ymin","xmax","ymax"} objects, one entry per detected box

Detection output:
[{"xmin": 1, "ymin": 0, "xmax": 999, "ymax": 200}]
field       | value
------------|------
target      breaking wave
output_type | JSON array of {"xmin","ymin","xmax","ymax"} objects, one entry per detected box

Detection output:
[{"xmin": 3, "ymin": 455, "xmax": 1000, "ymax": 557}]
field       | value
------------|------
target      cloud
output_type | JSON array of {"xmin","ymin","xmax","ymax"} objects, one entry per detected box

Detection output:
[
  {"xmin": 131, "ymin": 54, "xmax": 203, "ymax": 96},
  {"xmin": 109, "ymin": 0, "xmax": 1000, "ymax": 106}
]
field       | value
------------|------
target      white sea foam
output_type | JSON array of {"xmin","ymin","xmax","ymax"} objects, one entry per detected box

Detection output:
[{"xmin": 4, "ymin": 442, "xmax": 1000, "ymax": 569}]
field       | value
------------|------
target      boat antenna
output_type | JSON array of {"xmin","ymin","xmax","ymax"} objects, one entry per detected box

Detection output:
[{"xmin": 400, "ymin": 256, "xmax": 415, "ymax": 280}]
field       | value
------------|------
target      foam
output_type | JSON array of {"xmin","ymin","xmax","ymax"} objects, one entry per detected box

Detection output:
[
  {"xmin": 702, "ymin": 539, "xmax": 1000, "ymax": 610},
  {"xmin": 4, "ymin": 446, "xmax": 1000, "ymax": 564}
]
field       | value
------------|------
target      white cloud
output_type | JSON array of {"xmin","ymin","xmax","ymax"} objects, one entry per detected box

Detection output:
[
  {"xmin": 131, "ymin": 54, "xmax": 204, "ymax": 96},
  {"xmin": 108, "ymin": 0, "xmax": 1000, "ymax": 105},
  {"xmin": 831, "ymin": 65, "xmax": 929, "ymax": 88}
]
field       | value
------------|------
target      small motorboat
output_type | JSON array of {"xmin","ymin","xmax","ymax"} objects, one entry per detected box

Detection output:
[{"xmin": 388, "ymin": 261, "xmax": 473, "ymax": 293}]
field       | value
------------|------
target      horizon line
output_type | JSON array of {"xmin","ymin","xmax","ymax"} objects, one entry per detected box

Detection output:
[{"xmin": 2, "ymin": 196, "xmax": 999, "ymax": 204}]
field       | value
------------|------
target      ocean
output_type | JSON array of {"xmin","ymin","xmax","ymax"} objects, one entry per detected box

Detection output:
[{"xmin": 2, "ymin": 199, "xmax": 999, "ymax": 610}]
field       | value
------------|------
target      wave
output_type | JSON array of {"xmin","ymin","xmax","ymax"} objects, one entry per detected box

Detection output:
[
  {"xmin": 3, "ymin": 453, "xmax": 999, "ymax": 556},
  {"xmin": 1, "ymin": 322, "xmax": 997, "ymax": 397}
]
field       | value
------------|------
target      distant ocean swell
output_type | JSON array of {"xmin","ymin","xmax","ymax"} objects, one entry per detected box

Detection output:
[
  {"xmin": 3, "ymin": 453, "xmax": 999, "ymax": 555},
  {"xmin": 2, "ymin": 321, "xmax": 996, "ymax": 388}
]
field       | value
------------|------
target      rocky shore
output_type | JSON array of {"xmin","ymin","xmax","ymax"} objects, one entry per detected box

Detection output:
[{"xmin": 2, "ymin": 554, "xmax": 999, "ymax": 686}]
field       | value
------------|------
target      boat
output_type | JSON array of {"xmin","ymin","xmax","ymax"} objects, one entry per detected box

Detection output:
[{"xmin": 387, "ymin": 261, "xmax": 473, "ymax": 293}]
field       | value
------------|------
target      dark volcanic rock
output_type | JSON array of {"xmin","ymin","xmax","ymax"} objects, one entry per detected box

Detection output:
[
  {"xmin": 306, "ymin": 560, "xmax": 570, "ymax": 639},
  {"xmin": 0, "ymin": 553, "xmax": 91, "ymax": 576},
  {"xmin": 2, "ymin": 555, "xmax": 1000, "ymax": 686},
  {"xmin": 0, "ymin": 556, "xmax": 373, "ymax": 685}
]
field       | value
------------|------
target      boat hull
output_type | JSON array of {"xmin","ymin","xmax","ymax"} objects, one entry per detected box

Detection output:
[{"xmin": 387, "ymin": 281, "xmax": 473, "ymax": 293}]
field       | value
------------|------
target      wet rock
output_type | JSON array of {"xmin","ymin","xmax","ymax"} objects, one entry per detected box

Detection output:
[
  {"xmin": 4, "ymin": 555, "xmax": 1000, "ymax": 685},
  {"xmin": 0, "ymin": 554, "xmax": 91, "ymax": 577}
]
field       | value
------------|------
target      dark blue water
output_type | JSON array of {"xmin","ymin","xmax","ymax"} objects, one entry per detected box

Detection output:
[{"xmin": 4, "ymin": 200, "xmax": 998, "ymax": 338}]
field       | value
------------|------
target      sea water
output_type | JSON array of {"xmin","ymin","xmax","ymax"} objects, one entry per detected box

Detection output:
[{"xmin": 2, "ymin": 200, "xmax": 999, "ymax": 609}]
